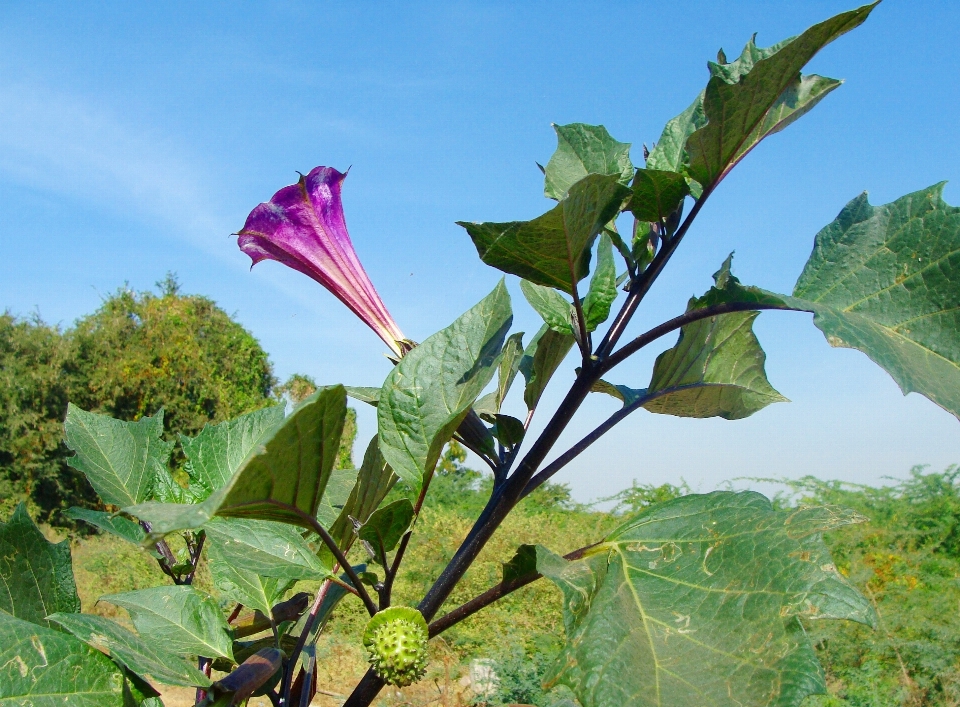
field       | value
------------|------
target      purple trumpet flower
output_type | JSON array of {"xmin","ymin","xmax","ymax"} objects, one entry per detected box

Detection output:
[{"xmin": 238, "ymin": 166, "xmax": 406, "ymax": 356}]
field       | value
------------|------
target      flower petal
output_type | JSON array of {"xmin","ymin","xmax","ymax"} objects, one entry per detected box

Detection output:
[{"xmin": 238, "ymin": 167, "xmax": 404, "ymax": 354}]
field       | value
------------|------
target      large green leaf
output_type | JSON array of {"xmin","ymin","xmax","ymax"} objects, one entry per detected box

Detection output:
[
  {"xmin": 582, "ymin": 234, "xmax": 618, "ymax": 332},
  {"xmin": 64, "ymin": 406, "xmax": 174, "ymax": 508},
  {"xmin": 203, "ymin": 518, "xmax": 330, "ymax": 581},
  {"xmin": 378, "ymin": 281, "xmax": 512, "ymax": 491},
  {"xmin": 519, "ymin": 324, "xmax": 576, "ymax": 410},
  {"xmin": 100, "ymin": 586, "xmax": 234, "ymax": 661},
  {"xmin": 521, "ymin": 280, "xmax": 573, "ymax": 335},
  {"xmin": 646, "ymin": 96, "xmax": 707, "ymax": 176},
  {"xmin": 460, "ymin": 174, "xmax": 631, "ymax": 294},
  {"xmin": 0, "ymin": 611, "xmax": 126, "ymax": 706},
  {"xmin": 537, "ymin": 491, "xmax": 875, "ymax": 707},
  {"xmin": 180, "ymin": 405, "xmax": 286, "ymax": 498},
  {"xmin": 49, "ymin": 613, "xmax": 211, "ymax": 688},
  {"xmin": 64, "ymin": 508, "xmax": 146, "ymax": 547},
  {"xmin": 316, "ymin": 467, "xmax": 360, "ymax": 528},
  {"xmin": 322, "ymin": 435, "xmax": 397, "ymax": 565},
  {"xmin": 125, "ymin": 387, "xmax": 347, "ymax": 534},
  {"xmin": 686, "ymin": 4, "xmax": 875, "ymax": 190},
  {"xmin": 0, "ymin": 503, "xmax": 80, "ymax": 629},
  {"xmin": 543, "ymin": 123, "xmax": 634, "ymax": 201},
  {"xmin": 787, "ymin": 184, "xmax": 960, "ymax": 420},
  {"xmin": 208, "ymin": 547, "xmax": 293, "ymax": 617},
  {"xmin": 642, "ymin": 259, "xmax": 787, "ymax": 419}
]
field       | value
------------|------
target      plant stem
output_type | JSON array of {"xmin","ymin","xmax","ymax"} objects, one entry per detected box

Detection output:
[
  {"xmin": 427, "ymin": 543, "xmax": 598, "ymax": 636},
  {"xmin": 600, "ymin": 300, "xmax": 797, "ymax": 373},
  {"xmin": 303, "ymin": 514, "xmax": 378, "ymax": 616},
  {"xmin": 345, "ymin": 193, "xmax": 713, "ymax": 707}
]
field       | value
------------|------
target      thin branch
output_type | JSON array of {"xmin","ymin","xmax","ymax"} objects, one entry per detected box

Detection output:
[
  {"xmin": 428, "ymin": 543, "xmax": 598, "ymax": 637},
  {"xmin": 183, "ymin": 530, "xmax": 206, "ymax": 585},
  {"xmin": 594, "ymin": 194, "xmax": 709, "ymax": 360},
  {"xmin": 383, "ymin": 476, "xmax": 430, "ymax": 605},
  {"xmin": 303, "ymin": 514, "xmax": 379, "ymax": 616},
  {"xmin": 600, "ymin": 300, "xmax": 799, "ymax": 373}
]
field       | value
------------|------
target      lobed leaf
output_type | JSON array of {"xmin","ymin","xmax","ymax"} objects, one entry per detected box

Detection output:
[
  {"xmin": 543, "ymin": 123, "xmax": 634, "ymax": 201},
  {"xmin": 378, "ymin": 281, "xmax": 512, "ymax": 492},
  {"xmin": 180, "ymin": 405, "xmax": 286, "ymax": 498},
  {"xmin": 208, "ymin": 550, "xmax": 293, "ymax": 617},
  {"xmin": 686, "ymin": 4, "xmax": 876, "ymax": 190},
  {"xmin": 538, "ymin": 491, "xmax": 875, "ymax": 707},
  {"xmin": 460, "ymin": 174, "xmax": 630, "ymax": 294},
  {"xmin": 787, "ymin": 184, "xmax": 960, "ymax": 420},
  {"xmin": 628, "ymin": 169, "xmax": 691, "ymax": 224},
  {"xmin": 64, "ymin": 406, "xmax": 174, "ymax": 508},
  {"xmin": 100, "ymin": 585, "xmax": 234, "ymax": 661},
  {"xmin": 0, "ymin": 503, "xmax": 80, "ymax": 629},
  {"xmin": 126, "ymin": 386, "xmax": 347, "ymax": 535},
  {"xmin": 316, "ymin": 467, "xmax": 360, "ymax": 528}
]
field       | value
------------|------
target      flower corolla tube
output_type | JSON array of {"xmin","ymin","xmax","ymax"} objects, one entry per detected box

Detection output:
[{"xmin": 238, "ymin": 166, "xmax": 405, "ymax": 356}]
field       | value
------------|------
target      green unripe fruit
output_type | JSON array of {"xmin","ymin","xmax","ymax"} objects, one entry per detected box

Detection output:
[{"xmin": 362, "ymin": 606, "xmax": 429, "ymax": 687}]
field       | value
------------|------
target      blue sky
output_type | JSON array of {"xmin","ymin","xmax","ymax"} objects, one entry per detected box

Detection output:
[{"xmin": 1, "ymin": 1, "xmax": 958, "ymax": 500}]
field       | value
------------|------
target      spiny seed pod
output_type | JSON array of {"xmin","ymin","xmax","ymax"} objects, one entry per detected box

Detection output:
[{"xmin": 362, "ymin": 606, "xmax": 429, "ymax": 687}]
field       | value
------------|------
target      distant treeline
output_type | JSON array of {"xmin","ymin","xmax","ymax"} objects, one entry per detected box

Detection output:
[{"xmin": 0, "ymin": 274, "xmax": 353, "ymax": 524}]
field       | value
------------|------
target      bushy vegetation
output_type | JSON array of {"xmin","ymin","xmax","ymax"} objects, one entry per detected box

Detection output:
[
  {"xmin": 66, "ymin": 463, "xmax": 960, "ymax": 706},
  {"xmin": 1, "ymin": 275, "xmax": 289, "ymax": 524}
]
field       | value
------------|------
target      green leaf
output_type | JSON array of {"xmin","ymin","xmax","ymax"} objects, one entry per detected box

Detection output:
[
  {"xmin": 358, "ymin": 499, "xmax": 415, "ymax": 565},
  {"xmin": 180, "ymin": 405, "xmax": 286, "ymax": 498},
  {"xmin": 203, "ymin": 518, "xmax": 330, "ymax": 581},
  {"xmin": 491, "ymin": 414, "xmax": 525, "ymax": 448},
  {"xmin": 64, "ymin": 406, "xmax": 174, "ymax": 508},
  {"xmin": 589, "ymin": 379, "xmax": 646, "ymax": 408},
  {"xmin": 345, "ymin": 386, "xmax": 381, "ymax": 406},
  {"xmin": 322, "ymin": 435, "xmax": 397, "ymax": 566},
  {"xmin": 0, "ymin": 611, "xmax": 127, "ymax": 705},
  {"xmin": 686, "ymin": 4, "xmax": 876, "ymax": 190},
  {"xmin": 628, "ymin": 169, "xmax": 691, "ymax": 223},
  {"xmin": 126, "ymin": 386, "xmax": 348, "ymax": 534},
  {"xmin": 208, "ymin": 549, "xmax": 293, "ymax": 617},
  {"xmin": 646, "ymin": 96, "xmax": 708, "ymax": 176},
  {"xmin": 543, "ymin": 123, "xmax": 634, "ymax": 201},
  {"xmin": 498, "ymin": 332, "xmax": 526, "ymax": 403},
  {"xmin": 0, "ymin": 503, "xmax": 80, "ymax": 629},
  {"xmin": 521, "ymin": 280, "xmax": 573, "ymax": 334},
  {"xmin": 49, "ymin": 613, "xmax": 212, "ymax": 688},
  {"xmin": 787, "ymin": 184, "xmax": 960, "ymax": 420},
  {"xmin": 316, "ymin": 467, "xmax": 360, "ymax": 528},
  {"xmin": 644, "ymin": 306, "xmax": 787, "ymax": 420},
  {"xmin": 100, "ymin": 586, "xmax": 234, "ymax": 661},
  {"xmin": 697, "ymin": 253, "xmax": 793, "ymax": 309},
  {"xmin": 378, "ymin": 281, "xmax": 512, "ymax": 491},
  {"xmin": 460, "ymin": 174, "xmax": 631, "ymax": 294},
  {"xmin": 502, "ymin": 544, "xmax": 537, "ymax": 584},
  {"xmin": 537, "ymin": 491, "xmax": 875, "ymax": 707},
  {"xmin": 64, "ymin": 508, "xmax": 147, "ymax": 547},
  {"xmin": 520, "ymin": 324, "xmax": 576, "ymax": 410},
  {"xmin": 582, "ymin": 234, "xmax": 618, "ymax": 332}
]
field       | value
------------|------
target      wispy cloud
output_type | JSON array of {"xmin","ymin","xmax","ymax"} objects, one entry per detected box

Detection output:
[{"xmin": 0, "ymin": 76, "xmax": 226, "ymax": 255}]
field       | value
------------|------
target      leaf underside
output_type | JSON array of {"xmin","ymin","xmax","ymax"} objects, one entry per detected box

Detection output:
[{"xmin": 538, "ymin": 491, "xmax": 875, "ymax": 707}]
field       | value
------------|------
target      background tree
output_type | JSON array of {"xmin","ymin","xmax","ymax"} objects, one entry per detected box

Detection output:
[{"xmin": 0, "ymin": 275, "xmax": 282, "ymax": 522}]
